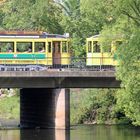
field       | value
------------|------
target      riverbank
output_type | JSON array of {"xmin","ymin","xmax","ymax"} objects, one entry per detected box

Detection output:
[{"xmin": 0, "ymin": 118, "xmax": 19, "ymax": 129}]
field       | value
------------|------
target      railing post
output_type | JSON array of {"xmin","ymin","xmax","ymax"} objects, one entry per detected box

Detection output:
[{"xmin": 100, "ymin": 57, "xmax": 102, "ymax": 71}]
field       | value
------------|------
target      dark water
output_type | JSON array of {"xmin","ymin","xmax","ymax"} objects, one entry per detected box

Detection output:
[{"xmin": 1, "ymin": 125, "xmax": 140, "ymax": 140}]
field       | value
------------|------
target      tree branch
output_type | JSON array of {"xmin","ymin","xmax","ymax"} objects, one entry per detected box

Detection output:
[
  {"xmin": 135, "ymin": 0, "xmax": 140, "ymax": 14},
  {"xmin": 122, "ymin": 10, "xmax": 140, "ymax": 26},
  {"xmin": 55, "ymin": 2, "xmax": 71, "ymax": 16},
  {"xmin": 129, "ymin": 1, "xmax": 140, "ymax": 18}
]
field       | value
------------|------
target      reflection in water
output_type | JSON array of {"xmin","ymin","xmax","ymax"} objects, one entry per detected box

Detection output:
[
  {"xmin": 20, "ymin": 129, "xmax": 70, "ymax": 140},
  {"xmin": 1, "ymin": 125, "xmax": 140, "ymax": 140},
  {"xmin": 71, "ymin": 125, "xmax": 140, "ymax": 140},
  {"xmin": 0, "ymin": 129, "xmax": 70, "ymax": 140},
  {"xmin": 55, "ymin": 130, "xmax": 70, "ymax": 140},
  {"xmin": 0, "ymin": 130, "xmax": 19, "ymax": 140}
]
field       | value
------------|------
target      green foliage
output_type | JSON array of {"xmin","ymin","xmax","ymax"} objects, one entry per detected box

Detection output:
[
  {"xmin": 116, "ymin": 0, "xmax": 140, "ymax": 26},
  {"xmin": 100, "ymin": 0, "xmax": 140, "ymax": 126},
  {"xmin": 1, "ymin": 0, "xmax": 63, "ymax": 33},
  {"xmin": 116, "ymin": 29, "xmax": 140, "ymax": 125},
  {"xmin": 0, "ymin": 9, "xmax": 4, "ymax": 29},
  {"xmin": 0, "ymin": 95, "xmax": 20, "ymax": 119},
  {"xmin": 70, "ymin": 89, "xmax": 129, "ymax": 125},
  {"xmin": 56, "ymin": 0, "xmax": 80, "ymax": 18}
]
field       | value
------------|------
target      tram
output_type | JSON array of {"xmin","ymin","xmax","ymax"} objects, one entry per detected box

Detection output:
[
  {"xmin": 0, "ymin": 31, "xmax": 70, "ymax": 70},
  {"xmin": 86, "ymin": 35, "xmax": 122, "ymax": 69}
]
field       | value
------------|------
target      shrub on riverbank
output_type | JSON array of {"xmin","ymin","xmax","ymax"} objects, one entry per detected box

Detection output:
[{"xmin": 70, "ymin": 89, "xmax": 131, "ymax": 125}]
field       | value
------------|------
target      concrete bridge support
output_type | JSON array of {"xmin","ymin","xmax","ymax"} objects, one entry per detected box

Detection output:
[{"xmin": 20, "ymin": 88, "xmax": 70, "ymax": 129}]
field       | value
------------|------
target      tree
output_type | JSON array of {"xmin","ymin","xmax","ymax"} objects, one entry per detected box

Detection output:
[
  {"xmin": 116, "ymin": 29, "xmax": 140, "ymax": 125},
  {"xmin": 1, "ymin": 0, "xmax": 63, "ymax": 33},
  {"xmin": 114, "ymin": 0, "xmax": 140, "ymax": 125},
  {"xmin": 95, "ymin": 0, "xmax": 140, "ymax": 125},
  {"xmin": 100, "ymin": 0, "xmax": 140, "ymax": 125}
]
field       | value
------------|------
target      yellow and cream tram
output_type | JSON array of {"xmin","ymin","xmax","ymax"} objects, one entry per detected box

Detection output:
[
  {"xmin": 0, "ymin": 31, "xmax": 70, "ymax": 70},
  {"xmin": 86, "ymin": 35, "xmax": 122, "ymax": 69}
]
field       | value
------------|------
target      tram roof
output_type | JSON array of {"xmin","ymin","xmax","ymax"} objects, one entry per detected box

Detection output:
[
  {"xmin": 87, "ymin": 34, "xmax": 123, "ymax": 40},
  {"xmin": 89, "ymin": 35, "xmax": 100, "ymax": 38},
  {"xmin": 87, "ymin": 34, "xmax": 100, "ymax": 41},
  {"xmin": 0, "ymin": 31, "xmax": 68, "ymax": 39}
]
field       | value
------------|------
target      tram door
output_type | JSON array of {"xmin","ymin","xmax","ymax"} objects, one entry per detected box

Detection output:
[{"xmin": 53, "ymin": 41, "xmax": 61, "ymax": 67}]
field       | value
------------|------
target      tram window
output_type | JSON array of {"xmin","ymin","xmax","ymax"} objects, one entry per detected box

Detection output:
[
  {"xmin": 93, "ymin": 41, "xmax": 100, "ymax": 52},
  {"xmin": 48, "ymin": 42, "xmax": 52, "ymax": 53},
  {"xmin": 16, "ymin": 42, "xmax": 32, "ymax": 53},
  {"xmin": 88, "ymin": 41, "xmax": 92, "ymax": 53},
  {"xmin": 0, "ymin": 42, "xmax": 14, "ymax": 52},
  {"xmin": 35, "ymin": 42, "xmax": 45, "ymax": 53},
  {"xmin": 68, "ymin": 42, "xmax": 70, "ymax": 53},
  {"xmin": 116, "ymin": 41, "xmax": 122, "ymax": 47},
  {"xmin": 62, "ymin": 41, "xmax": 67, "ymax": 53}
]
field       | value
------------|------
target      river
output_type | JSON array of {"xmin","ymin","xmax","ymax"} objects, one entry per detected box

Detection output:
[{"xmin": 0, "ymin": 125, "xmax": 140, "ymax": 140}]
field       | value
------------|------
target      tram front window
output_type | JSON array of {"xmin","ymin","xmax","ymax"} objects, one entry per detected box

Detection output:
[
  {"xmin": 93, "ymin": 41, "xmax": 100, "ymax": 52},
  {"xmin": 62, "ymin": 41, "xmax": 67, "ymax": 53},
  {"xmin": 88, "ymin": 41, "xmax": 92, "ymax": 53},
  {"xmin": 116, "ymin": 41, "xmax": 122, "ymax": 47}
]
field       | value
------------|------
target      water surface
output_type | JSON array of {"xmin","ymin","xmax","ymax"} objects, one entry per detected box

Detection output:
[{"xmin": 1, "ymin": 125, "xmax": 140, "ymax": 140}]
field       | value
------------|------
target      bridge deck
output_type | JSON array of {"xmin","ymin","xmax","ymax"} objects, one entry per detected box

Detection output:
[{"xmin": 0, "ymin": 71, "xmax": 120, "ymax": 88}]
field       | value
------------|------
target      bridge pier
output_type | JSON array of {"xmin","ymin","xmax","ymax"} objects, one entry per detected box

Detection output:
[{"xmin": 20, "ymin": 88, "xmax": 70, "ymax": 129}]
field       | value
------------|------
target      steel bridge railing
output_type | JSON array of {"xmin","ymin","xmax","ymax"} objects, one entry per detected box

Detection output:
[{"xmin": 0, "ymin": 57, "xmax": 117, "ymax": 71}]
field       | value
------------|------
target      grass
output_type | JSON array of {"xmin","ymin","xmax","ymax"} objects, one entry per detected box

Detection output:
[{"xmin": 0, "ymin": 95, "xmax": 20, "ymax": 119}]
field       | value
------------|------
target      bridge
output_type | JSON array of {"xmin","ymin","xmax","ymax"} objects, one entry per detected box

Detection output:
[
  {"xmin": 0, "ymin": 71, "xmax": 120, "ymax": 88},
  {"xmin": 0, "ymin": 70, "xmax": 121, "ymax": 129}
]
